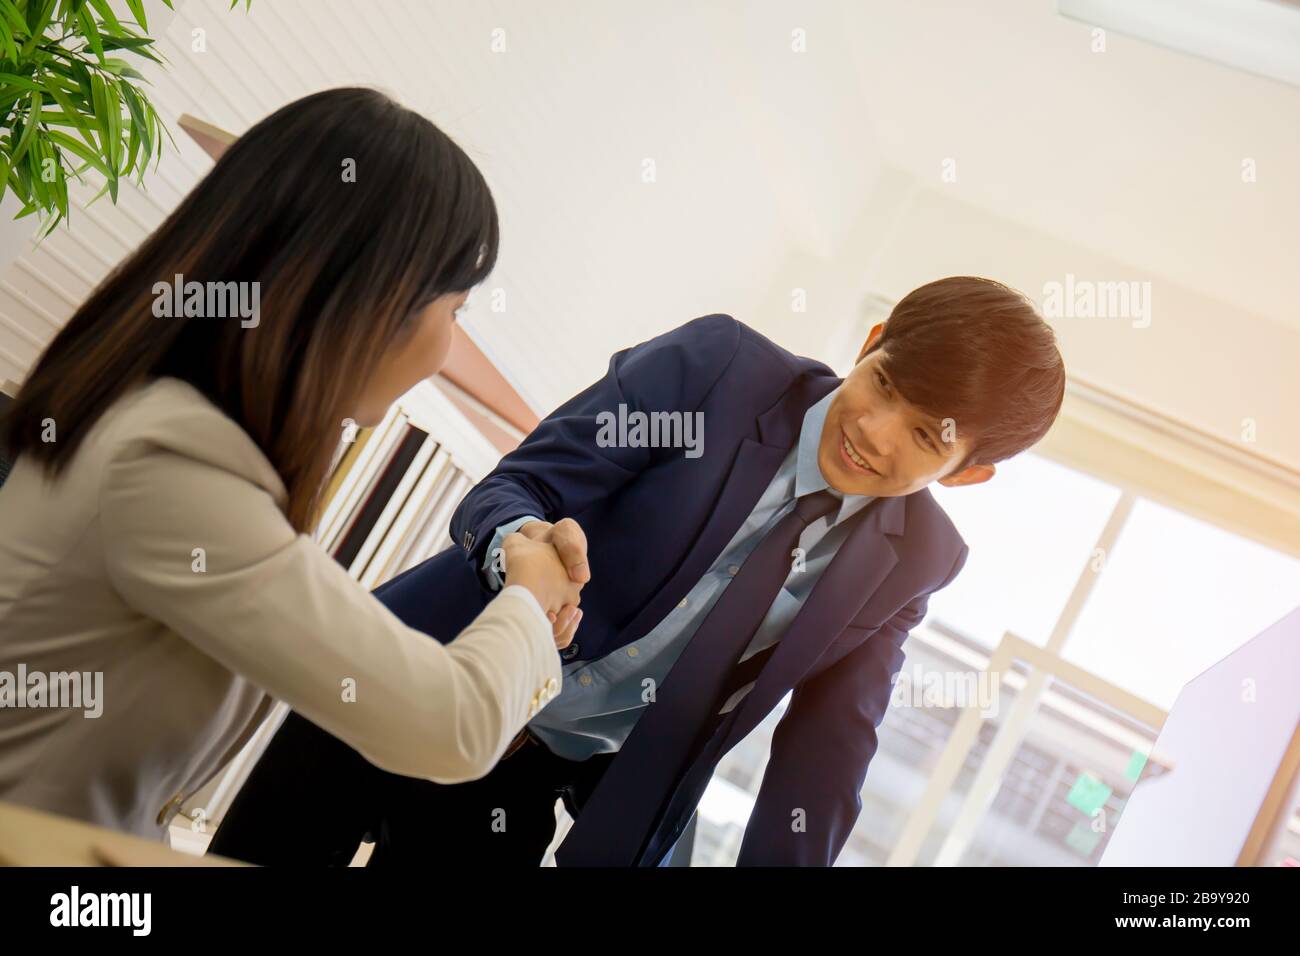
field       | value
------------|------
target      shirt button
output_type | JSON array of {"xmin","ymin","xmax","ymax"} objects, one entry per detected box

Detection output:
[
  {"xmin": 578, "ymin": 673, "xmax": 594, "ymax": 687},
  {"xmin": 678, "ymin": 598, "xmax": 689, "ymax": 609},
  {"xmin": 626, "ymin": 646, "xmax": 639, "ymax": 657},
  {"xmin": 727, "ymin": 565, "xmax": 740, "ymax": 576}
]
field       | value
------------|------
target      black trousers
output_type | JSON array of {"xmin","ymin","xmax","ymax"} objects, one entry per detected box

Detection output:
[{"xmin": 208, "ymin": 710, "xmax": 616, "ymax": 867}]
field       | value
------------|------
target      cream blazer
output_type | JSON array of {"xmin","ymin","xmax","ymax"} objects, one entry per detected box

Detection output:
[{"xmin": 0, "ymin": 377, "xmax": 561, "ymax": 839}]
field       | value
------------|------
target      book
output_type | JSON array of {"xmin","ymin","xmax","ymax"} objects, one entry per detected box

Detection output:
[
  {"xmin": 336, "ymin": 425, "xmax": 428, "ymax": 576},
  {"xmin": 321, "ymin": 406, "xmax": 407, "ymax": 558}
]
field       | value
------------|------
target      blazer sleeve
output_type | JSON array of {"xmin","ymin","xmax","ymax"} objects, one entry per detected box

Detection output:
[
  {"xmin": 449, "ymin": 313, "xmax": 742, "ymax": 571},
  {"xmin": 736, "ymin": 545, "xmax": 969, "ymax": 866},
  {"xmin": 99, "ymin": 441, "xmax": 562, "ymax": 785}
]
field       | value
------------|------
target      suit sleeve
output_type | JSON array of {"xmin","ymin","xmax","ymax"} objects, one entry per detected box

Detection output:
[
  {"xmin": 736, "ymin": 544, "xmax": 969, "ymax": 866},
  {"xmin": 100, "ymin": 442, "xmax": 563, "ymax": 785},
  {"xmin": 450, "ymin": 314, "xmax": 741, "ymax": 571}
]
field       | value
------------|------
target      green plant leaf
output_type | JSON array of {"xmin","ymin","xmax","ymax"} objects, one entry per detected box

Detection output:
[
  {"xmin": 104, "ymin": 77, "xmax": 120, "ymax": 172},
  {"xmin": 69, "ymin": 59, "xmax": 92, "ymax": 101},
  {"xmin": 101, "ymin": 35, "xmax": 155, "ymax": 51},
  {"xmin": 150, "ymin": 99, "xmax": 160, "ymax": 169},
  {"xmin": 7, "ymin": 0, "xmax": 243, "ymax": 235},
  {"xmin": 13, "ymin": 147, "xmax": 32, "ymax": 201},
  {"xmin": 37, "ymin": 71, "xmax": 98, "ymax": 155},
  {"xmin": 123, "ymin": 0, "xmax": 147, "ymax": 30},
  {"xmin": 34, "ymin": 107, "xmax": 92, "ymax": 127},
  {"xmin": 151, "ymin": 97, "xmax": 174, "ymax": 150},
  {"xmin": 53, "ymin": 151, "xmax": 68, "ymax": 219},
  {"xmin": 123, "ymin": 103, "xmax": 140, "ymax": 177},
  {"xmin": 0, "ymin": 72, "xmax": 45, "ymax": 92},
  {"xmin": 26, "ymin": 0, "xmax": 54, "ymax": 33},
  {"xmin": 119, "ymin": 79, "xmax": 149, "ymax": 155},
  {"xmin": 85, "ymin": 175, "xmax": 111, "ymax": 206},
  {"xmin": 38, "ymin": 206, "xmax": 64, "ymax": 238},
  {"xmin": 11, "ymin": 90, "xmax": 41, "ymax": 164},
  {"xmin": 89, "ymin": 70, "xmax": 109, "ymax": 158},
  {"xmin": 0, "ymin": 2, "xmax": 25, "ymax": 37},
  {"xmin": 37, "ymin": 63, "xmax": 85, "ymax": 94},
  {"xmin": 0, "ymin": 14, "xmax": 17, "ymax": 66},
  {"xmin": 105, "ymin": 27, "xmax": 163, "ymax": 64},
  {"xmin": 21, "ymin": 1, "xmax": 56, "ymax": 59},
  {"xmin": 26, "ymin": 142, "xmax": 48, "ymax": 210},
  {"xmin": 85, "ymin": 0, "xmax": 122, "ymax": 35},
  {"xmin": 76, "ymin": 5, "xmax": 103, "ymax": 63},
  {"xmin": 46, "ymin": 127, "xmax": 110, "ymax": 176}
]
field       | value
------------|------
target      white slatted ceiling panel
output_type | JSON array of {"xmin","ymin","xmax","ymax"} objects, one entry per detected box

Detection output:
[{"xmin": 0, "ymin": 0, "xmax": 827, "ymax": 407}]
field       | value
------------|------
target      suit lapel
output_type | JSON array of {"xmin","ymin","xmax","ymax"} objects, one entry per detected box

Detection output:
[
  {"xmin": 712, "ymin": 491, "xmax": 906, "ymax": 756},
  {"xmin": 613, "ymin": 373, "xmax": 839, "ymax": 648}
]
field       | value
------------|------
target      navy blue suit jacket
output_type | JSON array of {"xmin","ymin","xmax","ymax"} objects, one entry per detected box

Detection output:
[{"xmin": 376, "ymin": 314, "xmax": 968, "ymax": 865}]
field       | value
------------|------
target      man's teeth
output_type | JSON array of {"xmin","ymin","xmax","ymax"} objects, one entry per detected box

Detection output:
[{"xmin": 843, "ymin": 435, "xmax": 871, "ymax": 470}]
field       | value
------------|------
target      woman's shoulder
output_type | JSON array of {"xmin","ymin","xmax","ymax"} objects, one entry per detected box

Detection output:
[{"xmin": 92, "ymin": 377, "xmax": 287, "ymax": 506}]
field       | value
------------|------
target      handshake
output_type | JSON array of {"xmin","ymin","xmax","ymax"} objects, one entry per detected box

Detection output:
[{"xmin": 500, "ymin": 519, "xmax": 590, "ymax": 650}]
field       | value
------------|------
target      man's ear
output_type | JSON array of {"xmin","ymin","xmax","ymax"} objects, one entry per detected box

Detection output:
[
  {"xmin": 937, "ymin": 462, "xmax": 995, "ymax": 488},
  {"xmin": 857, "ymin": 322, "xmax": 885, "ymax": 363}
]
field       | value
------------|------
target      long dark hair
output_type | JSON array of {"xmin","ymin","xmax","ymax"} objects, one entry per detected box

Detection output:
[{"xmin": 1, "ymin": 87, "xmax": 498, "ymax": 531}]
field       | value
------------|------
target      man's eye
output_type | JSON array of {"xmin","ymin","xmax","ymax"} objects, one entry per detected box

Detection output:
[
  {"xmin": 918, "ymin": 429, "xmax": 936, "ymax": 451},
  {"xmin": 875, "ymin": 371, "xmax": 889, "ymax": 391}
]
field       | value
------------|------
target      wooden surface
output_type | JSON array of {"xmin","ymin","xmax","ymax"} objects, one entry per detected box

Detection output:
[{"xmin": 0, "ymin": 801, "xmax": 247, "ymax": 867}]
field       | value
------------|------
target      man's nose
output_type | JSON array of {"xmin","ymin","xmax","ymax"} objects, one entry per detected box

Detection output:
[{"xmin": 853, "ymin": 405, "xmax": 903, "ymax": 459}]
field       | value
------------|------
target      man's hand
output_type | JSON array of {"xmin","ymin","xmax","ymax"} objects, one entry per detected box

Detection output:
[
  {"xmin": 500, "ymin": 533, "xmax": 583, "ymax": 649},
  {"xmin": 519, "ymin": 518, "xmax": 590, "ymax": 644}
]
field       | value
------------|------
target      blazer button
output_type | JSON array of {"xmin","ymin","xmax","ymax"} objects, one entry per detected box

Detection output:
[
  {"xmin": 156, "ymin": 791, "xmax": 186, "ymax": 827},
  {"xmin": 561, "ymin": 642, "xmax": 580, "ymax": 661},
  {"xmin": 545, "ymin": 677, "xmax": 559, "ymax": 697}
]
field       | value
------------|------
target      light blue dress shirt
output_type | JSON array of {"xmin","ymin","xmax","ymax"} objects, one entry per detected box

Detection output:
[{"xmin": 482, "ymin": 389, "xmax": 873, "ymax": 761}]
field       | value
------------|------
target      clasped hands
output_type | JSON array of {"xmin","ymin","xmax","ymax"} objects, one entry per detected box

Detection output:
[{"xmin": 500, "ymin": 518, "xmax": 589, "ymax": 650}]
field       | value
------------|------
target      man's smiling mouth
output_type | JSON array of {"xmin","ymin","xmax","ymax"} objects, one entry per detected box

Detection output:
[{"xmin": 840, "ymin": 429, "xmax": 879, "ymax": 476}]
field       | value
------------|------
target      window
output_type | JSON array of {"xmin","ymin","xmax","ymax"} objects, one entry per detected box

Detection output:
[
  {"xmin": 1064, "ymin": 496, "xmax": 1300, "ymax": 710},
  {"xmin": 927, "ymin": 453, "xmax": 1122, "ymax": 648}
]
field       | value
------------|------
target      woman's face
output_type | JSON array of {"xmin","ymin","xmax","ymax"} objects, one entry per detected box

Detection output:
[{"xmin": 352, "ymin": 291, "xmax": 468, "ymax": 427}]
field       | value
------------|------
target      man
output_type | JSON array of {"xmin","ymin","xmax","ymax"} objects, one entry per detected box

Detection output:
[{"xmin": 212, "ymin": 276, "xmax": 1065, "ymax": 866}]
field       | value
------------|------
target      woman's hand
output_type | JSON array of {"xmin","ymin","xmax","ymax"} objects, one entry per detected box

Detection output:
[{"xmin": 501, "ymin": 532, "xmax": 584, "ymax": 649}]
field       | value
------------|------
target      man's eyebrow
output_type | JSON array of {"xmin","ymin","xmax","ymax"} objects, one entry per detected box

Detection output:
[
  {"xmin": 923, "ymin": 413, "xmax": 956, "ymax": 448},
  {"xmin": 911, "ymin": 409, "xmax": 943, "ymax": 435},
  {"xmin": 890, "ymin": 379, "xmax": 948, "ymax": 443}
]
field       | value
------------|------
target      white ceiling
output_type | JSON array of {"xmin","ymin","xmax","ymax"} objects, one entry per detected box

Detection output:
[
  {"xmin": 2, "ymin": 0, "xmax": 1296, "ymax": 466},
  {"xmin": 838, "ymin": 0, "xmax": 1300, "ymax": 329}
]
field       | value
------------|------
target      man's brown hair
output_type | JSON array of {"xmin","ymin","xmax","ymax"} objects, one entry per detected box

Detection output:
[{"xmin": 865, "ymin": 276, "xmax": 1066, "ymax": 471}]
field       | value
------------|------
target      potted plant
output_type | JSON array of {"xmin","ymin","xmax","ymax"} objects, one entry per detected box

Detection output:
[{"xmin": 0, "ymin": 0, "xmax": 249, "ymax": 245}]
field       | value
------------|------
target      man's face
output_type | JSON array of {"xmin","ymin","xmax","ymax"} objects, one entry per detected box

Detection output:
[{"xmin": 816, "ymin": 334, "xmax": 985, "ymax": 498}]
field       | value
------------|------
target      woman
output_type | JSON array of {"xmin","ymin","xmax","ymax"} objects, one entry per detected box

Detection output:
[{"xmin": 0, "ymin": 88, "xmax": 581, "ymax": 841}]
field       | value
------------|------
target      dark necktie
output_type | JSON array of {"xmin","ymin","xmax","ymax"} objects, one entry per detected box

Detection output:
[{"xmin": 557, "ymin": 488, "xmax": 842, "ymax": 866}]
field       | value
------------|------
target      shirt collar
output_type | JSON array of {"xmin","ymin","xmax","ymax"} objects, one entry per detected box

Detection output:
[{"xmin": 795, "ymin": 387, "xmax": 874, "ymax": 526}]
